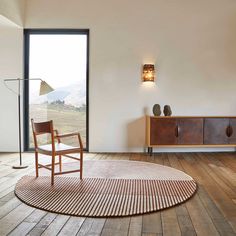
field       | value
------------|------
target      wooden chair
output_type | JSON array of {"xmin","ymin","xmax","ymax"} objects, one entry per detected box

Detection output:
[{"xmin": 31, "ymin": 119, "xmax": 83, "ymax": 185}]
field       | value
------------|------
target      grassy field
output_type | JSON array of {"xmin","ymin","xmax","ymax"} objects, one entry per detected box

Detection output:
[{"xmin": 29, "ymin": 103, "xmax": 86, "ymax": 148}]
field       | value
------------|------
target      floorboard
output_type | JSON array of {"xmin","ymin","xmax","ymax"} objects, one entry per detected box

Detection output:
[{"xmin": 0, "ymin": 152, "xmax": 235, "ymax": 236}]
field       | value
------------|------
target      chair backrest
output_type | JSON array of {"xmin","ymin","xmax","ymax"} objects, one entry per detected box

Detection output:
[
  {"xmin": 31, "ymin": 119, "xmax": 53, "ymax": 135},
  {"xmin": 31, "ymin": 119, "xmax": 55, "ymax": 149}
]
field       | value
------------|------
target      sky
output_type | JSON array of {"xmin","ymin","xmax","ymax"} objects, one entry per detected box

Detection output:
[{"xmin": 29, "ymin": 34, "xmax": 87, "ymax": 98}]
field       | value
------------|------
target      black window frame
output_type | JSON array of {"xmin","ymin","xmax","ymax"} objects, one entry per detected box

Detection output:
[{"xmin": 23, "ymin": 29, "xmax": 89, "ymax": 151}]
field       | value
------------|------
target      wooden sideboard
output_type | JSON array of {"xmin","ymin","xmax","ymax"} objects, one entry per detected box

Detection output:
[{"xmin": 146, "ymin": 116, "xmax": 236, "ymax": 155}]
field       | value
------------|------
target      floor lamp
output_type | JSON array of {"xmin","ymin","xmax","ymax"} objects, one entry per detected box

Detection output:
[{"xmin": 4, "ymin": 78, "xmax": 54, "ymax": 169}]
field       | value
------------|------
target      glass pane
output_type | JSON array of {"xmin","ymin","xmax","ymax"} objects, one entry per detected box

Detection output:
[{"xmin": 28, "ymin": 34, "xmax": 87, "ymax": 148}]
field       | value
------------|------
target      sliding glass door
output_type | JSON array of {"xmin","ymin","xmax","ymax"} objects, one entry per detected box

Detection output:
[{"xmin": 24, "ymin": 29, "xmax": 89, "ymax": 150}]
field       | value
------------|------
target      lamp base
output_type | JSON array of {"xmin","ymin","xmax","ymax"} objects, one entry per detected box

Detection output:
[{"xmin": 12, "ymin": 165, "xmax": 28, "ymax": 169}]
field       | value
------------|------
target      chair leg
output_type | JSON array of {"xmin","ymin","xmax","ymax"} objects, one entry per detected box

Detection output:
[
  {"xmin": 35, "ymin": 151, "xmax": 39, "ymax": 177},
  {"xmin": 51, "ymin": 155, "xmax": 55, "ymax": 185},
  {"xmin": 59, "ymin": 155, "xmax": 62, "ymax": 172},
  {"xmin": 80, "ymin": 151, "xmax": 83, "ymax": 179}
]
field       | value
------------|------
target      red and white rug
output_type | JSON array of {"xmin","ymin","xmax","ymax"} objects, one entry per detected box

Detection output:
[{"xmin": 15, "ymin": 160, "xmax": 197, "ymax": 217}]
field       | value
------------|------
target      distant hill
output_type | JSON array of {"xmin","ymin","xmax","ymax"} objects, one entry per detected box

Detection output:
[
  {"xmin": 47, "ymin": 90, "xmax": 70, "ymax": 102},
  {"xmin": 30, "ymin": 81, "xmax": 86, "ymax": 108}
]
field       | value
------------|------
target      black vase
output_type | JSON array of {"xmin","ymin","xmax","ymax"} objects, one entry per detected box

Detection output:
[{"xmin": 163, "ymin": 105, "xmax": 172, "ymax": 116}]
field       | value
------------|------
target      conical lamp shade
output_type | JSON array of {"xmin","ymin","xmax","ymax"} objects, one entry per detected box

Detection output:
[{"xmin": 39, "ymin": 81, "xmax": 54, "ymax": 95}]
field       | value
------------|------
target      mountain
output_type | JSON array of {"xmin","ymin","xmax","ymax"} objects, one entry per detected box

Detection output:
[
  {"xmin": 47, "ymin": 90, "xmax": 70, "ymax": 102},
  {"xmin": 30, "ymin": 81, "xmax": 86, "ymax": 108}
]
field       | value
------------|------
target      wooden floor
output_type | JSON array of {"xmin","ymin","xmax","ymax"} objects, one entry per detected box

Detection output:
[{"xmin": 0, "ymin": 152, "xmax": 235, "ymax": 236}]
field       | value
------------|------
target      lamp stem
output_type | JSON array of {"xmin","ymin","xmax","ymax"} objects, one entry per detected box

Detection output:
[
  {"xmin": 18, "ymin": 92, "xmax": 22, "ymax": 166},
  {"xmin": 13, "ymin": 79, "xmax": 28, "ymax": 169}
]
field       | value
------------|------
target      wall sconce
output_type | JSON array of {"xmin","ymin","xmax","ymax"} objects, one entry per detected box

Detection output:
[{"xmin": 142, "ymin": 64, "xmax": 155, "ymax": 82}]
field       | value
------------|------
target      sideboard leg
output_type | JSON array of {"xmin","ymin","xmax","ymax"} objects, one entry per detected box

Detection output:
[{"xmin": 148, "ymin": 147, "xmax": 153, "ymax": 156}]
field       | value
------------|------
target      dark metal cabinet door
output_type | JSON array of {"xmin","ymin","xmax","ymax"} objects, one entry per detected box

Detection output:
[
  {"xmin": 204, "ymin": 118, "xmax": 229, "ymax": 144},
  {"xmin": 178, "ymin": 118, "xmax": 204, "ymax": 145},
  {"xmin": 150, "ymin": 118, "xmax": 177, "ymax": 145},
  {"xmin": 229, "ymin": 118, "xmax": 236, "ymax": 144}
]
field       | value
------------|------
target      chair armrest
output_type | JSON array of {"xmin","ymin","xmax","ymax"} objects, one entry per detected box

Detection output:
[
  {"xmin": 55, "ymin": 131, "xmax": 83, "ymax": 150},
  {"xmin": 55, "ymin": 132, "xmax": 81, "ymax": 139}
]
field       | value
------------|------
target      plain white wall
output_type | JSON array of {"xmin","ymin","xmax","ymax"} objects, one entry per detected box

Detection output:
[
  {"xmin": 0, "ymin": 26, "xmax": 23, "ymax": 152},
  {"xmin": 0, "ymin": 0, "xmax": 24, "ymax": 152},
  {"xmin": 1, "ymin": 0, "xmax": 236, "ymax": 152},
  {"xmin": 24, "ymin": 0, "xmax": 236, "ymax": 152}
]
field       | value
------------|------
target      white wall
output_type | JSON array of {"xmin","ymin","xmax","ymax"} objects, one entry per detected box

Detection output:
[
  {"xmin": 0, "ymin": 25, "xmax": 23, "ymax": 151},
  {"xmin": 1, "ymin": 0, "xmax": 236, "ymax": 152},
  {"xmin": 0, "ymin": 0, "xmax": 24, "ymax": 152}
]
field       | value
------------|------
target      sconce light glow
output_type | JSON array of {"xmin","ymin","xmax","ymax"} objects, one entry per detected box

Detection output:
[{"xmin": 142, "ymin": 64, "xmax": 155, "ymax": 82}]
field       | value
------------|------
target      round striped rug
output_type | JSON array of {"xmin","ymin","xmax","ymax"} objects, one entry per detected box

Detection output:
[{"xmin": 15, "ymin": 160, "xmax": 197, "ymax": 217}]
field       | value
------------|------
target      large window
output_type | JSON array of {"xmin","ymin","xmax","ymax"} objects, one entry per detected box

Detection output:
[{"xmin": 24, "ymin": 29, "xmax": 89, "ymax": 151}]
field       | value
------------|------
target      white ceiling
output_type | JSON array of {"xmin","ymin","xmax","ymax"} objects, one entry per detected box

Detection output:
[{"xmin": 0, "ymin": 14, "xmax": 21, "ymax": 28}]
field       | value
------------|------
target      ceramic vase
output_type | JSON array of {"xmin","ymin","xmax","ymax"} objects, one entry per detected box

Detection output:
[
  {"xmin": 153, "ymin": 104, "xmax": 161, "ymax": 116},
  {"xmin": 163, "ymin": 105, "xmax": 172, "ymax": 116}
]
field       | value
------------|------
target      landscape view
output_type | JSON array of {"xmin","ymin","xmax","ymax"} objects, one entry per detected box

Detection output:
[
  {"xmin": 29, "ymin": 81, "xmax": 86, "ymax": 148},
  {"xmin": 28, "ymin": 34, "xmax": 87, "ymax": 149}
]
